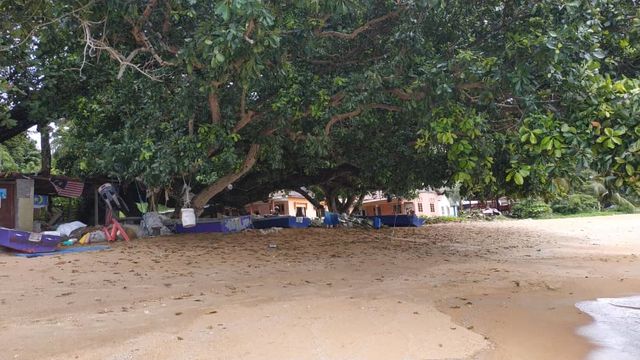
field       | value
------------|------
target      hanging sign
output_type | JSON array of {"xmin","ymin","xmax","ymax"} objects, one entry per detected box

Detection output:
[
  {"xmin": 34, "ymin": 195, "xmax": 49, "ymax": 208},
  {"xmin": 0, "ymin": 188, "xmax": 6, "ymax": 209}
]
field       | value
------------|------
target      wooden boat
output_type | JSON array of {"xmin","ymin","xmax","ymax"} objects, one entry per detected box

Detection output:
[
  {"xmin": 173, "ymin": 215, "xmax": 252, "ymax": 234},
  {"xmin": 369, "ymin": 215, "xmax": 424, "ymax": 227},
  {"xmin": 0, "ymin": 227, "xmax": 62, "ymax": 253},
  {"xmin": 252, "ymin": 216, "xmax": 311, "ymax": 229}
]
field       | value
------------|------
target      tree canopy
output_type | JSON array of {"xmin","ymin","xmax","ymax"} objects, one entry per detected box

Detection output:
[{"xmin": 2, "ymin": 0, "xmax": 639, "ymax": 212}]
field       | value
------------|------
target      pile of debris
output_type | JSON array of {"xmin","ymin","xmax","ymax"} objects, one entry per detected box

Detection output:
[
  {"xmin": 310, "ymin": 213, "xmax": 375, "ymax": 229},
  {"xmin": 53, "ymin": 220, "xmax": 141, "ymax": 246}
]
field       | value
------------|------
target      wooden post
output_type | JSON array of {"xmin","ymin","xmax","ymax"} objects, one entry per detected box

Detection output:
[{"xmin": 94, "ymin": 186, "xmax": 99, "ymax": 225}]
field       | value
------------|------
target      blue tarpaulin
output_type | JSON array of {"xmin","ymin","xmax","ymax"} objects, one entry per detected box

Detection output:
[{"xmin": 14, "ymin": 245, "xmax": 111, "ymax": 258}]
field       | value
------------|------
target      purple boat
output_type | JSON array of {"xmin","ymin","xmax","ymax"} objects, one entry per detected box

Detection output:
[
  {"xmin": 174, "ymin": 215, "xmax": 253, "ymax": 234},
  {"xmin": 0, "ymin": 227, "xmax": 62, "ymax": 253}
]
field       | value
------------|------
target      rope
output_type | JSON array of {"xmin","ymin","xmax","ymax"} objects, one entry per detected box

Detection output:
[{"xmin": 181, "ymin": 175, "xmax": 192, "ymax": 208}]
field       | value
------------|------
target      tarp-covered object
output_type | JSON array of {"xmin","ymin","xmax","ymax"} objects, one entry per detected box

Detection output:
[
  {"xmin": 141, "ymin": 212, "xmax": 172, "ymax": 236},
  {"xmin": 0, "ymin": 227, "xmax": 61, "ymax": 253}
]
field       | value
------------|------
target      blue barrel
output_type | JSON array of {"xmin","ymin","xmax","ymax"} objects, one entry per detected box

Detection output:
[
  {"xmin": 323, "ymin": 212, "xmax": 339, "ymax": 227},
  {"xmin": 372, "ymin": 217, "xmax": 382, "ymax": 229}
]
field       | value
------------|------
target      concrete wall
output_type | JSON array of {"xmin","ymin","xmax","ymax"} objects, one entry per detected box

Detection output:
[
  {"xmin": 286, "ymin": 198, "xmax": 318, "ymax": 218},
  {"xmin": 15, "ymin": 179, "xmax": 34, "ymax": 231}
]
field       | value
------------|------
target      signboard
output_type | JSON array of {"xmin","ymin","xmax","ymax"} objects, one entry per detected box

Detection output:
[
  {"xmin": 0, "ymin": 188, "xmax": 5, "ymax": 209},
  {"xmin": 34, "ymin": 195, "xmax": 49, "ymax": 208}
]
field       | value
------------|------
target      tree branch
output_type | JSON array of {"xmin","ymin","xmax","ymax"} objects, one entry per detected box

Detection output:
[
  {"xmin": 388, "ymin": 88, "xmax": 427, "ymax": 101},
  {"xmin": 192, "ymin": 143, "xmax": 262, "ymax": 215},
  {"xmin": 324, "ymin": 103, "xmax": 402, "ymax": 135},
  {"xmin": 233, "ymin": 111, "xmax": 257, "ymax": 133},
  {"xmin": 295, "ymin": 187, "xmax": 325, "ymax": 210},
  {"xmin": 315, "ymin": 9, "xmax": 403, "ymax": 40},
  {"xmin": 77, "ymin": 17, "xmax": 162, "ymax": 81}
]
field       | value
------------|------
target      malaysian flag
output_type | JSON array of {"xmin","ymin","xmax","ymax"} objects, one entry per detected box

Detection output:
[{"xmin": 51, "ymin": 178, "xmax": 85, "ymax": 198}]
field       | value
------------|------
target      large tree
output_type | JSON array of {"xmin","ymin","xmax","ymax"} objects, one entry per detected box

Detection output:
[{"xmin": 4, "ymin": 0, "xmax": 639, "ymax": 213}]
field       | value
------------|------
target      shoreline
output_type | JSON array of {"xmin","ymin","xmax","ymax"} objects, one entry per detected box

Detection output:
[{"xmin": 439, "ymin": 277, "xmax": 640, "ymax": 359}]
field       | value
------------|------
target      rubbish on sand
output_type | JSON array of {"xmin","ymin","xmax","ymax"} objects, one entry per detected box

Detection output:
[
  {"xmin": 141, "ymin": 212, "xmax": 173, "ymax": 236},
  {"xmin": 78, "ymin": 231, "xmax": 107, "ymax": 245},
  {"xmin": 56, "ymin": 221, "xmax": 87, "ymax": 237},
  {"xmin": 259, "ymin": 227, "xmax": 283, "ymax": 235}
]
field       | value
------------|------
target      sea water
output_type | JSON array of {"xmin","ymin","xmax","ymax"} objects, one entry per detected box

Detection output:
[{"xmin": 576, "ymin": 296, "xmax": 640, "ymax": 360}]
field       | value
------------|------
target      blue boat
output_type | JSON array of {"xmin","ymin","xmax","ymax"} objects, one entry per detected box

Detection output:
[
  {"xmin": 369, "ymin": 215, "xmax": 424, "ymax": 227},
  {"xmin": 0, "ymin": 227, "xmax": 62, "ymax": 253},
  {"xmin": 252, "ymin": 216, "xmax": 311, "ymax": 229},
  {"xmin": 174, "ymin": 215, "xmax": 253, "ymax": 234}
]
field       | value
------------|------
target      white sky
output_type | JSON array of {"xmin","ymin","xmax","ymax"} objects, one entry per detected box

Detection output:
[{"xmin": 26, "ymin": 122, "xmax": 57, "ymax": 150}]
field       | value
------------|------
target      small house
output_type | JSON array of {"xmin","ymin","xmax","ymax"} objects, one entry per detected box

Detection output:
[
  {"xmin": 361, "ymin": 190, "xmax": 456, "ymax": 217},
  {"xmin": 245, "ymin": 191, "xmax": 321, "ymax": 218}
]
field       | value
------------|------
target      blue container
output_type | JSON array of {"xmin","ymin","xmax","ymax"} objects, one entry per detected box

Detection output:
[
  {"xmin": 368, "ymin": 215, "xmax": 424, "ymax": 228},
  {"xmin": 174, "ymin": 215, "xmax": 253, "ymax": 234},
  {"xmin": 323, "ymin": 212, "xmax": 339, "ymax": 227},
  {"xmin": 252, "ymin": 216, "xmax": 311, "ymax": 229},
  {"xmin": 372, "ymin": 217, "xmax": 382, "ymax": 229}
]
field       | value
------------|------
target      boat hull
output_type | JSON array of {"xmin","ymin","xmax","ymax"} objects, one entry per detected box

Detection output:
[
  {"xmin": 0, "ymin": 227, "xmax": 61, "ymax": 253},
  {"xmin": 369, "ymin": 215, "xmax": 424, "ymax": 227},
  {"xmin": 252, "ymin": 216, "xmax": 311, "ymax": 229},
  {"xmin": 174, "ymin": 215, "xmax": 253, "ymax": 234}
]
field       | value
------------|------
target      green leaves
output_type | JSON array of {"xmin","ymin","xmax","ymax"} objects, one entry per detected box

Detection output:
[
  {"xmin": 215, "ymin": 3, "xmax": 231, "ymax": 22},
  {"xmin": 596, "ymin": 127, "xmax": 625, "ymax": 149},
  {"xmin": 506, "ymin": 165, "xmax": 531, "ymax": 186}
]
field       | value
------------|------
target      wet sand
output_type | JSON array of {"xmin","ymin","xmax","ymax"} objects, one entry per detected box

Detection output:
[{"xmin": 0, "ymin": 214, "xmax": 638, "ymax": 359}]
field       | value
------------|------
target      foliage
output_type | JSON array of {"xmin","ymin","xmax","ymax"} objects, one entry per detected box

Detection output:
[
  {"xmin": 2, "ymin": 0, "xmax": 640, "ymax": 212},
  {"xmin": 511, "ymin": 199, "xmax": 552, "ymax": 219},
  {"xmin": 0, "ymin": 134, "xmax": 40, "ymax": 173},
  {"xmin": 421, "ymin": 216, "xmax": 462, "ymax": 225},
  {"xmin": 551, "ymin": 194, "xmax": 600, "ymax": 214},
  {"xmin": 610, "ymin": 193, "xmax": 637, "ymax": 213}
]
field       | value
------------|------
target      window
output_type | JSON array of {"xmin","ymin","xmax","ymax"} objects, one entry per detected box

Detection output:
[
  {"xmin": 296, "ymin": 206, "xmax": 306, "ymax": 217},
  {"xmin": 375, "ymin": 206, "xmax": 382, "ymax": 216},
  {"xmin": 430, "ymin": 203, "xmax": 435, "ymax": 212},
  {"xmin": 393, "ymin": 204, "xmax": 401, "ymax": 213},
  {"xmin": 418, "ymin": 203, "xmax": 424, "ymax": 212}
]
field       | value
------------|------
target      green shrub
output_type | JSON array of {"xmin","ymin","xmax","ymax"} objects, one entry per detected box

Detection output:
[
  {"xmin": 611, "ymin": 193, "xmax": 637, "ymax": 213},
  {"xmin": 421, "ymin": 216, "xmax": 462, "ymax": 224},
  {"xmin": 511, "ymin": 199, "xmax": 552, "ymax": 218},
  {"xmin": 551, "ymin": 194, "xmax": 600, "ymax": 214}
]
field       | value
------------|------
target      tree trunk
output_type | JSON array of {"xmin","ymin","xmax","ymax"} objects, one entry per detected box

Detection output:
[
  {"xmin": 295, "ymin": 187, "xmax": 325, "ymax": 210},
  {"xmin": 38, "ymin": 123, "xmax": 51, "ymax": 176},
  {"xmin": 338, "ymin": 194, "xmax": 357, "ymax": 213},
  {"xmin": 192, "ymin": 144, "xmax": 261, "ymax": 216},
  {"xmin": 350, "ymin": 192, "xmax": 366, "ymax": 216}
]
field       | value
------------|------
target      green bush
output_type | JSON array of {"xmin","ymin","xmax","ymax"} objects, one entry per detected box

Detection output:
[
  {"xmin": 511, "ymin": 199, "xmax": 552, "ymax": 218},
  {"xmin": 551, "ymin": 194, "xmax": 600, "ymax": 214},
  {"xmin": 611, "ymin": 193, "xmax": 637, "ymax": 213},
  {"xmin": 421, "ymin": 216, "xmax": 462, "ymax": 224}
]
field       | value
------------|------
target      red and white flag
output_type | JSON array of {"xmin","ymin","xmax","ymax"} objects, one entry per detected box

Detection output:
[{"xmin": 51, "ymin": 178, "xmax": 85, "ymax": 198}]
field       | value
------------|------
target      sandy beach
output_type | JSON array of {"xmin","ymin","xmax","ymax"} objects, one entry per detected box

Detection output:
[{"xmin": 1, "ymin": 214, "xmax": 639, "ymax": 360}]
